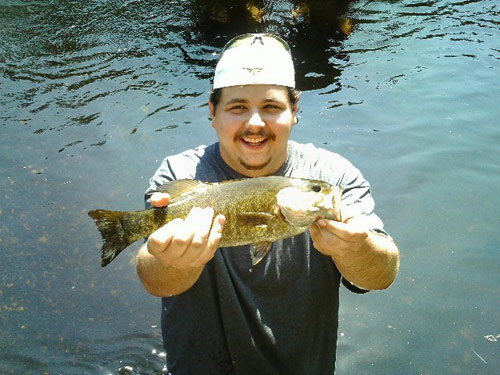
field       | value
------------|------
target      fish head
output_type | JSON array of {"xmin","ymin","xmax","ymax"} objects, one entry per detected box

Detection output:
[{"xmin": 276, "ymin": 179, "xmax": 342, "ymax": 228}]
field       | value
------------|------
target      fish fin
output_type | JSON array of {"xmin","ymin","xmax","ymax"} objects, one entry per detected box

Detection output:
[
  {"xmin": 157, "ymin": 179, "xmax": 210, "ymax": 199},
  {"xmin": 250, "ymin": 241, "xmax": 273, "ymax": 266},
  {"xmin": 237, "ymin": 212, "xmax": 275, "ymax": 226},
  {"xmin": 88, "ymin": 209, "xmax": 151, "ymax": 267}
]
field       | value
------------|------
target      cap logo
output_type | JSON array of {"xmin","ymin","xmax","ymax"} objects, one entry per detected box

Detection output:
[
  {"xmin": 251, "ymin": 36, "xmax": 265, "ymax": 46},
  {"xmin": 243, "ymin": 67, "xmax": 264, "ymax": 76}
]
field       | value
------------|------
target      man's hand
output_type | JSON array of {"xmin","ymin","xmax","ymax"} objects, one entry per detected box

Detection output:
[
  {"xmin": 147, "ymin": 192, "xmax": 226, "ymax": 269},
  {"xmin": 309, "ymin": 216, "xmax": 399, "ymax": 290},
  {"xmin": 309, "ymin": 216, "xmax": 369, "ymax": 257}
]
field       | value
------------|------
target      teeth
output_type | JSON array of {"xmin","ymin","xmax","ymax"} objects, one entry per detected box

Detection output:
[{"xmin": 243, "ymin": 138, "xmax": 266, "ymax": 145}]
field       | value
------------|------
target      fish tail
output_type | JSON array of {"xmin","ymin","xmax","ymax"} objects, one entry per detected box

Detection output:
[{"xmin": 88, "ymin": 209, "xmax": 151, "ymax": 267}]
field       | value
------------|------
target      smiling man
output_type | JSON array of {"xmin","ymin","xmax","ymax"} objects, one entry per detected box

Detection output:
[
  {"xmin": 136, "ymin": 33, "xmax": 399, "ymax": 375},
  {"xmin": 210, "ymin": 84, "xmax": 296, "ymax": 176}
]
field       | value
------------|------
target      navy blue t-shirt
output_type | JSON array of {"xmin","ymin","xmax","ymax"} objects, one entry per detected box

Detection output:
[{"xmin": 145, "ymin": 141, "xmax": 387, "ymax": 375}]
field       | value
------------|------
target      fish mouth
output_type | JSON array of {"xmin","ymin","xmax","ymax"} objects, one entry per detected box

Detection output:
[{"xmin": 320, "ymin": 207, "xmax": 341, "ymax": 222}]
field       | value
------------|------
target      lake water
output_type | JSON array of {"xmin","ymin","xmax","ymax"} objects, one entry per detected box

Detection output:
[{"xmin": 1, "ymin": 0, "xmax": 498, "ymax": 374}]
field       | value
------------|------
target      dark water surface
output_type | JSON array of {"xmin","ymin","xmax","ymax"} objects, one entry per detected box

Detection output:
[{"xmin": 1, "ymin": 0, "xmax": 498, "ymax": 374}]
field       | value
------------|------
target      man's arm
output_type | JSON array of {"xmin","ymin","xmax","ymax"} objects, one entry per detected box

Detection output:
[
  {"xmin": 137, "ymin": 246, "xmax": 205, "ymax": 297},
  {"xmin": 309, "ymin": 216, "xmax": 400, "ymax": 290},
  {"xmin": 136, "ymin": 193, "xmax": 225, "ymax": 297}
]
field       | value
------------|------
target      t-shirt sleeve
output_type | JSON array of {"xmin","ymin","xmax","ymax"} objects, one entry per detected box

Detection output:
[
  {"xmin": 338, "ymin": 161, "xmax": 389, "ymax": 235},
  {"xmin": 144, "ymin": 148, "xmax": 203, "ymax": 208},
  {"xmin": 291, "ymin": 142, "xmax": 388, "ymax": 235},
  {"xmin": 299, "ymin": 144, "xmax": 393, "ymax": 293},
  {"xmin": 341, "ymin": 277, "xmax": 369, "ymax": 294},
  {"xmin": 338, "ymin": 160, "xmax": 394, "ymax": 292},
  {"xmin": 145, "ymin": 158, "xmax": 176, "ymax": 209}
]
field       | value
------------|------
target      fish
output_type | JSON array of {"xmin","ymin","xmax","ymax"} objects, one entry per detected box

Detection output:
[{"xmin": 88, "ymin": 176, "xmax": 342, "ymax": 267}]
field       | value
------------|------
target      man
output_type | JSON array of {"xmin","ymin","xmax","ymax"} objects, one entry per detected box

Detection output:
[{"xmin": 137, "ymin": 33, "xmax": 399, "ymax": 374}]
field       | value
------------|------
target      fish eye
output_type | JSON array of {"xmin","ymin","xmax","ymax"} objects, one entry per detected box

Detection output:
[{"xmin": 311, "ymin": 185, "xmax": 321, "ymax": 193}]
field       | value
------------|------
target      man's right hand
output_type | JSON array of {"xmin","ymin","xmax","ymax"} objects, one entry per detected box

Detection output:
[{"xmin": 146, "ymin": 192, "xmax": 226, "ymax": 269}]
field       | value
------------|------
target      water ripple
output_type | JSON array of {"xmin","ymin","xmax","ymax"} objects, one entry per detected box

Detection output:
[{"xmin": 1, "ymin": 328, "xmax": 167, "ymax": 375}]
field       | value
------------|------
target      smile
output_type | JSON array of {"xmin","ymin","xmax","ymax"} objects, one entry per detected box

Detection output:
[{"xmin": 240, "ymin": 137, "xmax": 268, "ymax": 147}]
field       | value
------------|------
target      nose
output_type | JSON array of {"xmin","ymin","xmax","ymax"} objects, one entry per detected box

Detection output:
[{"xmin": 247, "ymin": 111, "xmax": 265, "ymax": 127}]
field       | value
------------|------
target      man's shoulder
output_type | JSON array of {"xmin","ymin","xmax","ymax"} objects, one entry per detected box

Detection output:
[
  {"xmin": 167, "ymin": 144, "xmax": 212, "ymax": 162},
  {"xmin": 288, "ymin": 140, "xmax": 356, "ymax": 171},
  {"xmin": 164, "ymin": 143, "xmax": 219, "ymax": 170},
  {"xmin": 146, "ymin": 143, "xmax": 220, "ymax": 201},
  {"xmin": 150, "ymin": 142, "xmax": 228, "ymax": 185}
]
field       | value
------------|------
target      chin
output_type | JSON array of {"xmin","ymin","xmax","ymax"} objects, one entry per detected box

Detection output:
[{"xmin": 238, "ymin": 159, "xmax": 275, "ymax": 176}]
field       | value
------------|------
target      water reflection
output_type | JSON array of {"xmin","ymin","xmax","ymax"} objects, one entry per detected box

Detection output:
[
  {"xmin": 1, "ymin": 0, "xmax": 358, "ymax": 160},
  {"xmin": 2, "ymin": 0, "xmax": 355, "ymax": 120},
  {"xmin": 189, "ymin": 0, "xmax": 354, "ymax": 89}
]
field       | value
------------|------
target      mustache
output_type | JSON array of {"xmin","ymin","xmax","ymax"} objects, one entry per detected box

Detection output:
[{"xmin": 234, "ymin": 129, "xmax": 276, "ymax": 142}]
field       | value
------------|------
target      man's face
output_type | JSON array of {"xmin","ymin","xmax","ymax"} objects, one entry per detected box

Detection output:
[{"xmin": 209, "ymin": 85, "xmax": 298, "ymax": 177}]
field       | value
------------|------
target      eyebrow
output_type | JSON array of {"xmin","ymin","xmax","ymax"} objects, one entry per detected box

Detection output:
[
  {"xmin": 224, "ymin": 98, "xmax": 248, "ymax": 105},
  {"xmin": 224, "ymin": 97, "xmax": 283, "ymax": 105}
]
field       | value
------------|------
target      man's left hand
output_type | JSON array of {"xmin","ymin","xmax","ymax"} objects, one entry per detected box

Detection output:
[
  {"xmin": 309, "ymin": 216, "xmax": 369, "ymax": 257},
  {"xmin": 309, "ymin": 215, "xmax": 400, "ymax": 290}
]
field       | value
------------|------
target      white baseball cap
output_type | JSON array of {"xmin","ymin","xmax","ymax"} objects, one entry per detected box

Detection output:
[{"xmin": 213, "ymin": 33, "xmax": 295, "ymax": 89}]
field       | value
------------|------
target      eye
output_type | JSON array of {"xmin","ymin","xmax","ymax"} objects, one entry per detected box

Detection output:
[
  {"xmin": 264, "ymin": 104, "xmax": 279, "ymax": 110},
  {"xmin": 228, "ymin": 105, "xmax": 246, "ymax": 112},
  {"xmin": 311, "ymin": 185, "xmax": 321, "ymax": 193}
]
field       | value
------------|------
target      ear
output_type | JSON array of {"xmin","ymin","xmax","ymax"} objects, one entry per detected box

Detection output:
[
  {"xmin": 292, "ymin": 99, "xmax": 300, "ymax": 126},
  {"xmin": 208, "ymin": 101, "xmax": 217, "ymax": 128}
]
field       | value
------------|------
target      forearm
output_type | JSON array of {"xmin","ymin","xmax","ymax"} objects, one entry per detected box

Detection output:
[
  {"xmin": 136, "ymin": 244, "xmax": 204, "ymax": 297},
  {"xmin": 332, "ymin": 231, "xmax": 399, "ymax": 290}
]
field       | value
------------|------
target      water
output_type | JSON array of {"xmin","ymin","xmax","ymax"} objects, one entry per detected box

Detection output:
[{"xmin": 1, "ymin": 0, "xmax": 498, "ymax": 374}]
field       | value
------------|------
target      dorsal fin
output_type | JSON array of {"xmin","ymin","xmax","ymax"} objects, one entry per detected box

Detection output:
[{"xmin": 157, "ymin": 179, "xmax": 210, "ymax": 199}]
